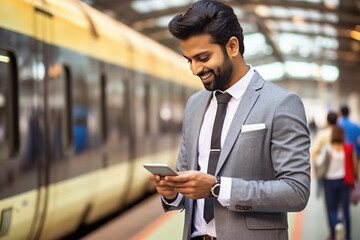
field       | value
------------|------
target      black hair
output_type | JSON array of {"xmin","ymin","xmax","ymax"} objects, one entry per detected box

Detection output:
[
  {"xmin": 168, "ymin": 0, "xmax": 245, "ymax": 56},
  {"xmin": 327, "ymin": 111, "xmax": 337, "ymax": 125},
  {"xmin": 331, "ymin": 125, "xmax": 345, "ymax": 144},
  {"xmin": 340, "ymin": 105, "xmax": 349, "ymax": 117}
]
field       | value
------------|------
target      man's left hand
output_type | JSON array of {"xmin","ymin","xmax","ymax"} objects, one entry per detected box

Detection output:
[{"xmin": 164, "ymin": 170, "xmax": 216, "ymax": 199}]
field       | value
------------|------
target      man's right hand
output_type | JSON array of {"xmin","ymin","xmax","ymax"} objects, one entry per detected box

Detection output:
[{"xmin": 149, "ymin": 174, "xmax": 178, "ymax": 201}]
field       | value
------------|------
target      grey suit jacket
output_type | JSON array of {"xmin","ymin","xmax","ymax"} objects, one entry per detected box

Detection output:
[{"xmin": 163, "ymin": 71, "xmax": 311, "ymax": 240}]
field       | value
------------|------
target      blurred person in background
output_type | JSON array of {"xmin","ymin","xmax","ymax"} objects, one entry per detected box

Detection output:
[
  {"xmin": 311, "ymin": 111, "xmax": 338, "ymax": 197},
  {"xmin": 311, "ymin": 111, "xmax": 338, "ymax": 162},
  {"xmin": 322, "ymin": 125, "xmax": 358, "ymax": 240},
  {"xmin": 338, "ymin": 105, "xmax": 360, "ymax": 160},
  {"xmin": 308, "ymin": 117, "xmax": 318, "ymax": 137}
]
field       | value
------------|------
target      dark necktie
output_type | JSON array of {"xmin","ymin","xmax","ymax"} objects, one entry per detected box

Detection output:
[{"xmin": 204, "ymin": 91, "xmax": 232, "ymax": 223}]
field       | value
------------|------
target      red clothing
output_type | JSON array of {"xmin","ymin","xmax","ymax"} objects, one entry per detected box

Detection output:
[{"xmin": 344, "ymin": 143, "xmax": 355, "ymax": 186}]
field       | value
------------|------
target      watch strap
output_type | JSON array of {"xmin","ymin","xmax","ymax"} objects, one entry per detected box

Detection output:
[{"xmin": 210, "ymin": 176, "xmax": 221, "ymax": 198}]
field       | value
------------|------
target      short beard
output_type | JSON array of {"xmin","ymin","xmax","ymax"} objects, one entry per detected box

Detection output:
[{"xmin": 204, "ymin": 54, "xmax": 233, "ymax": 91}]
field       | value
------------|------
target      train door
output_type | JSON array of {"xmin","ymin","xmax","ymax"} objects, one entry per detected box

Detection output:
[
  {"xmin": 27, "ymin": 4, "xmax": 53, "ymax": 240},
  {"xmin": 0, "ymin": 50, "xmax": 21, "ymax": 240}
]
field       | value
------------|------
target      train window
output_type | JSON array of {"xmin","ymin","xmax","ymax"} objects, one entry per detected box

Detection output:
[
  {"xmin": 106, "ymin": 75, "xmax": 126, "ymax": 145},
  {"xmin": 171, "ymin": 84, "xmax": 184, "ymax": 132},
  {"xmin": 48, "ymin": 64, "xmax": 72, "ymax": 156},
  {"xmin": 159, "ymin": 82, "xmax": 172, "ymax": 133},
  {"xmin": 134, "ymin": 79, "xmax": 146, "ymax": 138},
  {"xmin": 62, "ymin": 66, "xmax": 73, "ymax": 152},
  {"xmin": 148, "ymin": 81, "xmax": 160, "ymax": 135},
  {"xmin": 72, "ymin": 74, "xmax": 89, "ymax": 154},
  {"xmin": 0, "ymin": 49, "xmax": 19, "ymax": 160},
  {"xmin": 144, "ymin": 81, "xmax": 151, "ymax": 135}
]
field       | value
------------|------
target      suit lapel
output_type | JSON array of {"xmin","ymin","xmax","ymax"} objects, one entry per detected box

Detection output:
[
  {"xmin": 189, "ymin": 91, "xmax": 213, "ymax": 170},
  {"xmin": 215, "ymin": 72, "xmax": 265, "ymax": 175}
]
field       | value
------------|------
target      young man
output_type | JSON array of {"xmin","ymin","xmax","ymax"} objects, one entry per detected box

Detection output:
[
  {"xmin": 149, "ymin": 1, "xmax": 311, "ymax": 239},
  {"xmin": 338, "ymin": 105, "xmax": 360, "ymax": 159}
]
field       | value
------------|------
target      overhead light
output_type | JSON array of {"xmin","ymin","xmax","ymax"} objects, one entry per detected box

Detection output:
[
  {"xmin": 254, "ymin": 5, "xmax": 271, "ymax": 17},
  {"xmin": 0, "ymin": 95, "xmax": 5, "ymax": 106},
  {"xmin": 254, "ymin": 62, "xmax": 285, "ymax": 81},
  {"xmin": 324, "ymin": 0, "xmax": 339, "ymax": 9},
  {"xmin": 292, "ymin": 16, "xmax": 305, "ymax": 24},
  {"xmin": 284, "ymin": 61, "xmax": 339, "ymax": 82},
  {"xmin": 324, "ymin": 13, "xmax": 339, "ymax": 23},
  {"xmin": 0, "ymin": 55, "xmax": 10, "ymax": 63},
  {"xmin": 350, "ymin": 30, "xmax": 360, "ymax": 42},
  {"xmin": 285, "ymin": 61, "xmax": 317, "ymax": 79},
  {"xmin": 243, "ymin": 33, "xmax": 272, "ymax": 57},
  {"xmin": 321, "ymin": 64, "xmax": 339, "ymax": 82},
  {"xmin": 131, "ymin": 0, "xmax": 192, "ymax": 13}
]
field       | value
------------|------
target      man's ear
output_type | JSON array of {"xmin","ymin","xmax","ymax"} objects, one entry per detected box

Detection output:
[{"xmin": 226, "ymin": 36, "xmax": 239, "ymax": 57}]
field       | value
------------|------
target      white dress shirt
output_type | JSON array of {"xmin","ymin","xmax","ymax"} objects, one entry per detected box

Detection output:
[{"xmin": 165, "ymin": 65, "xmax": 254, "ymax": 238}]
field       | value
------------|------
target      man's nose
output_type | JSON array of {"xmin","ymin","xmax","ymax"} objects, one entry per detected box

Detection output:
[{"xmin": 190, "ymin": 61, "xmax": 203, "ymax": 76}]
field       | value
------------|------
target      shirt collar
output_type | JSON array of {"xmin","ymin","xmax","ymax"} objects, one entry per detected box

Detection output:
[{"xmin": 213, "ymin": 64, "xmax": 254, "ymax": 101}]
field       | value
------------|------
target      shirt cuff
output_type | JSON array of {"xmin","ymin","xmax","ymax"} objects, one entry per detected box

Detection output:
[
  {"xmin": 162, "ymin": 193, "xmax": 183, "ymax": 207},
  {"xmin": 217, "ymin": 177, "xmax": 231, "ymax": 207}
]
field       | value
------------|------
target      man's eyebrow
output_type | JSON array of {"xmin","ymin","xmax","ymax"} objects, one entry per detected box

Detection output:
[
  {"xmin": 182, "ymin": 54, "xmax": 190, "ymax": 60},
  {"xmin": 183, "ymin": 51, "xmax": 210, "ymax": 60}
]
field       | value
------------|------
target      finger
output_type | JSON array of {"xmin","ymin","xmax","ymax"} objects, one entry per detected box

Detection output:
[
  {"xmin": 164, "ymin": 174, "xmax": 189, "ymax": 182},
  {"xmin": 158, "ymin": 179, "xmax": 176, "ymax": 186},
  {"xmin": 166, "ymin": 170, "xmax": 202, "ymax": 182},
  {"xmin": 174, "ymin": 187, "xmax": 198, "ymax": 198},
  {"xmin": 153, "ymin": 175, "xmax": 162, "ymax": 181},
  {"xmin": 174, "ymin": 187, "xmax": 208, "ymax": 199}
]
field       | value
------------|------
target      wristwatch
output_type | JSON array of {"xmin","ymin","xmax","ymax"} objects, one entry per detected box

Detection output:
[{"xmin": 210, "ymin": 176, "xmax": 221, "ymax": 198}]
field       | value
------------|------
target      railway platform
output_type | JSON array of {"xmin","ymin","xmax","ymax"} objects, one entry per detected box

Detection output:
[{"xmin": 82, "ymin": 174, "xmax": 360, "ymax": 240}]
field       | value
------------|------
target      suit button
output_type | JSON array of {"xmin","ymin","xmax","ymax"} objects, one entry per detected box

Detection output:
[{"xmin": 235, "ymin": 205, "xmax": 252, "ymax": 211}]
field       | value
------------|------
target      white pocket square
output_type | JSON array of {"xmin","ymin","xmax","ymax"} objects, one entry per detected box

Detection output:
[{"xmin": 242, "ymin": 123, "xmax": 266, "ymax": 132}]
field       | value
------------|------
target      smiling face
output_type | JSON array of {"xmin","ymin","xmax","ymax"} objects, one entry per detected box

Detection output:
[{"xmin": 180, "ymin": 34, "xmax": 235, "ymax": 91}]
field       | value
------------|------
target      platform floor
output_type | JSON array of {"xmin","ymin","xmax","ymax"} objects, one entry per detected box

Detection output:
[{"xmin": 82, "ymin": 175, "xmax": 360, "ymax": 240}]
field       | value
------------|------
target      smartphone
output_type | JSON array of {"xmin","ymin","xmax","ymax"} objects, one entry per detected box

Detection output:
[{"xmin": 143, "ymin": 163, "xmax": 178, "ymax": 176}]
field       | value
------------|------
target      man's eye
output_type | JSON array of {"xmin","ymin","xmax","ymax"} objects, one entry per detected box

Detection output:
[{"xmin": 199, "ymin": 56, "xmax": 209, "ymax": 62}]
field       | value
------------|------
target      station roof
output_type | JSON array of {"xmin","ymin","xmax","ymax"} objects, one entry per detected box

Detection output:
[{"xmin": 82, "ymin": 0, "xmax": 360, "ymax": 90}]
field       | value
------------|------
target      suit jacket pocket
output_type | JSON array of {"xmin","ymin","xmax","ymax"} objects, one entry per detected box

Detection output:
[
  {"xmin": 245, "ymin": 212, "xmax": 288, "ymax": 230},
  {"xmin": 239, "ymin": 127, "xmax": 267, "ymax": 138}
]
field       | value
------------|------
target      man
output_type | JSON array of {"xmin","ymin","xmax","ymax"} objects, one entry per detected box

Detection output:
[
  {"xmin": 338, "ymin": 105, "xmax": 360, "ymax": 159},
  {"xmin": 149, "ymin": 1, "xmax": 311, "ymax": 239}
]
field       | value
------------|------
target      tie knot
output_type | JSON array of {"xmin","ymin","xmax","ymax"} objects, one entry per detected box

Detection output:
[{"xmin": 215, "ymin": 92, "xmax": 232, "ymax": 104}]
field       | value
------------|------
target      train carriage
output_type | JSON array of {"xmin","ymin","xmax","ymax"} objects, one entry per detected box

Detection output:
[{"xmin": 0, "ymin": 0, "xmax": 200, "ymax": 239}]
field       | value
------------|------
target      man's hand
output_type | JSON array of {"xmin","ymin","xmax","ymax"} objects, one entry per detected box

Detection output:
[
  {"xmin": 149, "ymin": 174, "xmax": 178, "ymax": 201},
  {"xmin": 164, "ymin": 170, "xmax": 216, "ymax": 199}
]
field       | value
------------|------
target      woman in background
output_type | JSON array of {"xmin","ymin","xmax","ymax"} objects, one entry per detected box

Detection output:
[{"xmin": 323, "ymin": 125, "xmax": 358, "ymax": 240}]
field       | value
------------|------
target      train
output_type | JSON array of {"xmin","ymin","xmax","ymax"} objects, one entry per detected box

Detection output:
[{"xmin": 0, "ymin": 0, "xmax": 201, "ymax": 239}]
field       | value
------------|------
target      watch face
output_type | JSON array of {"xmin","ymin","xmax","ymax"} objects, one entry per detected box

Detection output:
[{"xmin": 211, "ymin": 183, "xmax": 220, "ymax": 198}]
